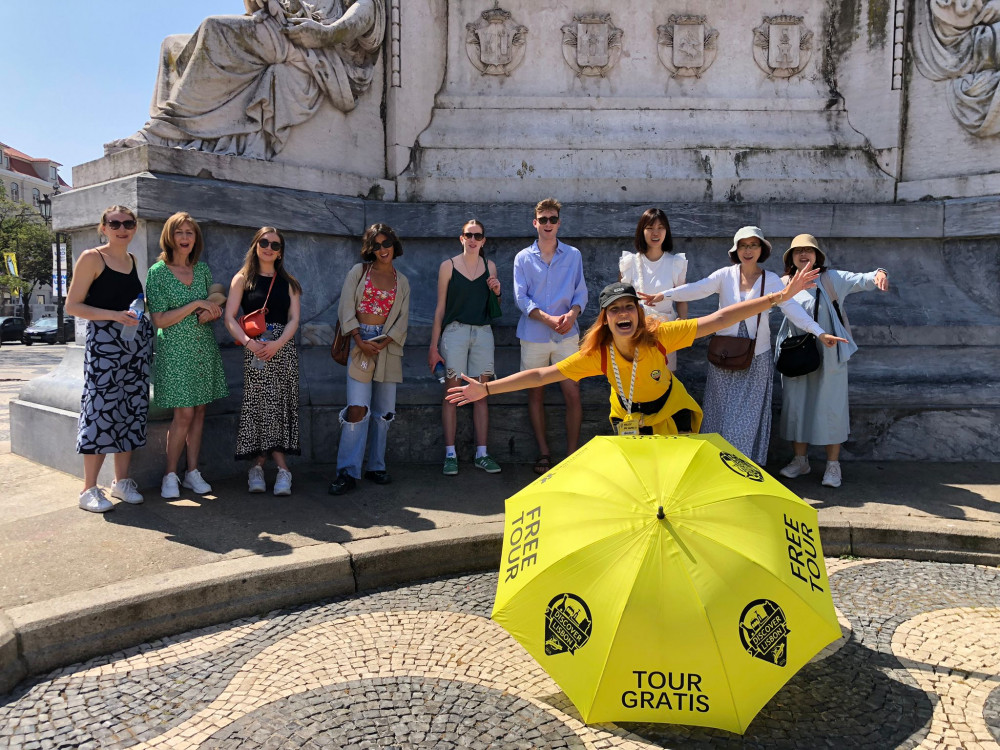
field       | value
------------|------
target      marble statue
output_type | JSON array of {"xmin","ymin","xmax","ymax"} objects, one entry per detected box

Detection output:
[
  {"xmin": 913, "ymin": 0, "xmax": 1000, "ymax": 137},
  {"xmin": 106, "ymin": 0, "xmax": 385, "ymax": 160}
]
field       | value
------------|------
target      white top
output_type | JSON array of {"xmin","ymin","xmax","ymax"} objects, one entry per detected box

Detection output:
[
  {"xmin": 663, "ymin": 264, "xmax": 825, "ymax": 356},
  {"xmin": 618, "ymin": 251, "xmax": 687, "ymax": 321}
]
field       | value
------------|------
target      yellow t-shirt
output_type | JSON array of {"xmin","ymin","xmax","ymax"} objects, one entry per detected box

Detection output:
[
  {"xmin": 556, "ymin": 319, "xmax": 702, "ymax": 434},
  {"xmin": 556, "ymin": 319, "xmax": 697, "ymax": 398}
]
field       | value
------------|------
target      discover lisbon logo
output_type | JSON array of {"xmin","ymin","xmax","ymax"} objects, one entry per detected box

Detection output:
[
  {"xmin": 719, "ymin": 452, "xmax": 764, "ymax": 482},
  {"xmin": 545, "ymin": 593, "xmax": 592, "ymax": 655},
  {"xmin": 739, "ymin": 599, "xmax": 790, "ymax": 667}
]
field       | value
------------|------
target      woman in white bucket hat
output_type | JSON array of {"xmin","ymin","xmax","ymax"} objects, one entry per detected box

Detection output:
[
  {"xmin": 776, "ymin": 234, "xmax": 889, "ymax": 488},
  {"xmin": 660, "ymin": 226, "xmax": 843, "ymax": 465}
]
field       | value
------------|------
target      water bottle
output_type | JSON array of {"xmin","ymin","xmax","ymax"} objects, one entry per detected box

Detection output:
[
  {"xmin": 250, "ymin": 331, "xmax": 271, "ymax": 369},
  {"xmin": 433, "ymin": 361, "xmax": 446, "ymax": 383},
  {"xmin": 119, "ymin": 294, "xmax": 145, "ymax": 341}
]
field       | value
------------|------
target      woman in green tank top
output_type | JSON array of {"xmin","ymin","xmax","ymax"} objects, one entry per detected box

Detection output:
[{"xmin": 428, "ymin": 219, "xmax": 503, "ymax": 476}]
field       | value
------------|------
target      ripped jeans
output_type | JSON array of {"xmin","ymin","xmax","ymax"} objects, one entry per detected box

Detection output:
[{"xmin": 336, "ymin": 324, "xmax": 397, "ymax": 478}]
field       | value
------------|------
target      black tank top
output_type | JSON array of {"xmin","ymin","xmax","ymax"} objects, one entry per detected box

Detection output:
[
  {"xmin": 442, "ymin": 258, "xmax": 491, "ymax": 327},
  {"xmin": 83, "ymin": 253, "xmax": 142, "ymax": 311},
  {"xmin": 242, "ymin": 273, "xmax": 291, "ymax": 325}
]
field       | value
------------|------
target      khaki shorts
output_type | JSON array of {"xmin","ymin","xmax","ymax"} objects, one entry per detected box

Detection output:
[
  {"xmin": 440, "ymin": 321, "xmax": 495, "ymax": 379},
  {"xmin": 519, "ymin": 335, "xmax": 580, "ymax": 370}
]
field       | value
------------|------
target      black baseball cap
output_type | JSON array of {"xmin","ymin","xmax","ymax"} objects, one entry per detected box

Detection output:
[{"xmin": 599, "ymin": 282, "xmax": 638, "ymax": 309}]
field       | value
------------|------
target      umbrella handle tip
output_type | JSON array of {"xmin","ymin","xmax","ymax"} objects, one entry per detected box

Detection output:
[{"xmin": 657, "ymin": 506, "xmax": 665, "ymax": 519}]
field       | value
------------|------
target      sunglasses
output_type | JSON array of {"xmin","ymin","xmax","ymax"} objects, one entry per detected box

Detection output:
[
  {"xmin": 535, "ymin": 216, "xmax": 559, "ymax": 225},
  {"xmin": 258, "ymin": 239, "xmax": 283, "ymax": 251},
  {"xmin": 105, "ymin": 219, "xmax": 137, "ymax": 230},
  {"xmin": 376, "ymin": 239, "xmax": 395, "ymax": 249},
  {"xmin": 462, "ymin": 232, "xmax": 485, "ymax": 241}
]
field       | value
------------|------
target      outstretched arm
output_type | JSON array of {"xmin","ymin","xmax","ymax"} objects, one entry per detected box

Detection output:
[
  {"xmin": 447, "ymin": 365, "xmax": 567, "ymax": 406},
  {"xmin": 694, "ymin": 262, "xmax": 821, "ymax": 339}
]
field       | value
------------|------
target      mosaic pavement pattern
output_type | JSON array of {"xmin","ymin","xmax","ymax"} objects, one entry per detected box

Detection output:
[{"xmin": 1, "ymin": 559, "xmax": 998, "ymax": 749}]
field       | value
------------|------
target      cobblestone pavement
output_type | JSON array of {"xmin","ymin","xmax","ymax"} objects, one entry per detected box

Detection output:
[{"xmin": 2, "ymin": 558, "xmax": 998, "ymax": 749}]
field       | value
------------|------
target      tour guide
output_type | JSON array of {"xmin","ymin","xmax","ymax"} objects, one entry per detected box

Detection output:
[{"xmin": 447, "ymin": 264, "xmax": 822, "ymax": 436}]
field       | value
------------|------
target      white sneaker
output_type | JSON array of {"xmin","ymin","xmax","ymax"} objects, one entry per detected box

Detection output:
[
  {"xmin": 182, "ymin": 469, "xmax": 212, "ymax": 494},
  {"xmin": 161, "ymin": 472, "xmax": 180, "ymax": 499},
  {"xmin": 273, "ymin": 468, "xmax": 292, "ymax": 496},
  {"xmin": 79, "ymin": 486, "xmax": 114, "ymax": 513},
  {"xmin": 248, "ymin": 465, "xmax": 266, "ymax": 493},
  {"xmin": 822, "ymin": 461, "xmax": 842, "ymax": 488},
  {"xmin": 779, "ymin": 456, "xmax": 811, "ymax": 479},
  {"xmin": 111, "ymin": 478, "xmax": 144, "ymax": 504}
]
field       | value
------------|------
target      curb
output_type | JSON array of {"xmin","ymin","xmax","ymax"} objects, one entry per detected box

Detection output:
[
  {"xmin": 1, "ymin": 517, "xmax": 997, "ymax": 697},
  {"xmin": 0, "ymin": 523, "xmax": 503, "ymax": 696}
]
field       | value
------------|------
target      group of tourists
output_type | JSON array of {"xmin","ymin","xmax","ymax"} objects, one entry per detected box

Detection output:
[
  {"xmin": 66, "ymin": 199, "xmax": 888, "ymax": 513},
  {"xmin": 446, "ymin": 198, "xmax": 889, "ymax": 491}
]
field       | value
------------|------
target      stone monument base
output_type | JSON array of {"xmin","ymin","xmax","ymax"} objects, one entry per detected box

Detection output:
[{"xmin": 11, "ymin": 167, "xmax": 998, "ymax": 487}]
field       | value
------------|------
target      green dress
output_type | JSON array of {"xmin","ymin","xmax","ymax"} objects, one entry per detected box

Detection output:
[{"xmin": 146, "ymin": 260, "xmax": 229, "ymax": 408}]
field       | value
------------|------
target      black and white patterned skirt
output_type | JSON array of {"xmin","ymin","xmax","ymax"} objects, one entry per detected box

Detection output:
[
  {"xmin": 235, "ymin": 323, "xmax": 301, "ymax": 460},
  {"xmin": 76, "ymin": 318, "xmax": 153, "ymax": 454}
]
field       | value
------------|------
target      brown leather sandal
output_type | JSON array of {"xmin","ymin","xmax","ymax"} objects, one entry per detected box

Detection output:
[{"xmin": 533, "ymin": 454, "xmax": 552, "ymax": 475}]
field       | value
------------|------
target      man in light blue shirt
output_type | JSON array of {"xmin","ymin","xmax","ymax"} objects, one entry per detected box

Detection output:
[{"xmin": 512, "ymin": 198, "xmax": 588, "ymax": 474}]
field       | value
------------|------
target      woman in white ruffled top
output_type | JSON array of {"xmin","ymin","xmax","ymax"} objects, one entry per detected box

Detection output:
[{"xmin": 618, "ymin": 208, "xmax": 688, "ymax": 372}]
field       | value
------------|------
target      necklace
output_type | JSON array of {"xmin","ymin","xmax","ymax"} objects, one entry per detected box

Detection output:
[
  {"xmin": 461, "ymin": 253, "xmax": 479, "ymax": 278},
  {"xmin": 609, "ymin": 345, "xmax": 638, "ymax": 415}
]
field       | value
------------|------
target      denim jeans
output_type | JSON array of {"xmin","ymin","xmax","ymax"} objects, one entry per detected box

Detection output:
[{"xmin": 337, "ymin": 324, "xmax": 397, "ymax": 478}]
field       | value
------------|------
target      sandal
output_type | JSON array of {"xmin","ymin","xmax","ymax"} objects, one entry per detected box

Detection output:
[{"xmin": 533, "ymin": 454, "xmax": 552, "ymax": 475}]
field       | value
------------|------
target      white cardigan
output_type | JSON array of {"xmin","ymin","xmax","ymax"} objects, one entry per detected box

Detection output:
[{"xmin": 663, "ymin": 265, "xmax": 825, "ymax": 356}]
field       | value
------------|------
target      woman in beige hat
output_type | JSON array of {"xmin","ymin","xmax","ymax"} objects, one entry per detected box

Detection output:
[
  {"xmin": 659, "ymin": 226, "xmax": 843, "ymax": 465},
  {"xmin": 776, "ymin": 234, "xmax": 889, "ymax": 488}
]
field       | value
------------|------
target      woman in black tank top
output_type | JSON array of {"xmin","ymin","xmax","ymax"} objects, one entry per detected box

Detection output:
[
  {"xmin": 427, "ymin": 219, "xmax": 504, "ymax": 476},
  {"xmin": 64, "ymin": 206, "xmax": 153, "ymax": 513}
]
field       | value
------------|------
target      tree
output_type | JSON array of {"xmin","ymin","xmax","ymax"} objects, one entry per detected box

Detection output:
[{"xmin": 0, "ymin": 184, "xmax": 58, "ymax": 321}]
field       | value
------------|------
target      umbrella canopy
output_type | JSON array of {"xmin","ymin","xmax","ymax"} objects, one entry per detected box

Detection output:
[{"xmin": 492, "ymin": 433, "xmax": 841, "ymax": 733}]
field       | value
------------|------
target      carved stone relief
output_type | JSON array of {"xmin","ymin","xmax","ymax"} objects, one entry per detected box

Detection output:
[
  {"xmin": 752, "ymin": 15, "xmax": 813, "ymax": 79},
  {"xmin": 466, "ymin": 5, "xmax": 528, "ymax": 76},
  {"xmin": 912, "ymin": 0, "xmax": 1000, "ymax": 137},
  {"xmin": 561, "ymin": 14, "xmax": 623, "ymax": 77},
  {"xmin": 657, "ymin": 15, "xmax": 719, "ymax": 78}
]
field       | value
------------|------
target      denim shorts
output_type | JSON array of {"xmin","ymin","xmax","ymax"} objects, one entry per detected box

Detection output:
[{"xmin": 440, "ymin": 321, "xmax": 494, "ymax": 379}]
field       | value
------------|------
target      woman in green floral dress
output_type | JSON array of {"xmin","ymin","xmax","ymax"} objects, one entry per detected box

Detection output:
[{"xmin": 146, "ymin": 212, "xmax": 229, "ymax": 499}]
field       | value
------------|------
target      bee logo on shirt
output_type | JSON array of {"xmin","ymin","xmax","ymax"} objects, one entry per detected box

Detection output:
[{"xmin": 650, "ymin": 369, "xmax": 662, "ymax": 382}]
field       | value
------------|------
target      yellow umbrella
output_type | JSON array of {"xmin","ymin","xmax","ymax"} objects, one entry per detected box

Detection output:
[{"xmin": 493, "ymin": 433, "xmax": 840, "ymax": 733}]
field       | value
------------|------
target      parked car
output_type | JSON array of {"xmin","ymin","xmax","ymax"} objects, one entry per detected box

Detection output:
[
  {"xmin": 21, "ymin": 316, "xmax": 75, "ymax": 345},
  {"xmin": 0, "ymin": 316, "xmax": 26, "ymax": 343}
]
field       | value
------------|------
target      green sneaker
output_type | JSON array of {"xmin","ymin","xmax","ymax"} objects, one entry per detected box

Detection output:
[
  {"xmin": 443, "ymin": 455, "xmax": 459, "ymax": 476},
  {"xmin": 474, "ymin": 454, "xmax": 502, "ymax": 473}
]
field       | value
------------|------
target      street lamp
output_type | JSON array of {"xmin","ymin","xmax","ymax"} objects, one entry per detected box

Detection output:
[{"xmin": 37, "ymin": 193, "xmax": 67, "ymax": 344}]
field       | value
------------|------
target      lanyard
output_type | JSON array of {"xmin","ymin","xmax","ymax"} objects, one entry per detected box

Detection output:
[{"xmin": 609, "ymin": 345, "xmax": 638, "ymax": 415}]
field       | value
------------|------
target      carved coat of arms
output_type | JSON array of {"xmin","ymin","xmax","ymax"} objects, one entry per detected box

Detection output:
[
  {"xmin": 657, "ymin": 15, "xmax": 718, "ymax": 78},
  {"xmin": 753, "ymin": 16, "xmax": 813, "ymax": 79},
  {"xmin": 466, "ymin": 5, "xmax": 528, "ymax": 76},
  {"xmin": 561, "ymin": 14, "xmax": 623, "ymax": 77}
]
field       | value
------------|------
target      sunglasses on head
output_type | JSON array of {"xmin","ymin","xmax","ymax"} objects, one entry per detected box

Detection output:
[
  {"xmin": 462, "ymin": 232, "xmax": 485, "ymax": 241},
  {"xmin": 376, "ymin": 239, "xmax": 395, "ymax": 249},
  {"xmin": 105, "ymin": 219, "xmax": 136, "ymax": 230},
  {"xmin": 258, "ymin": 239, "xmax": 283, "ymax": 251},
  {"xmin": 535, "ymin": 216, "xmax": 559, "ymax": 225}
]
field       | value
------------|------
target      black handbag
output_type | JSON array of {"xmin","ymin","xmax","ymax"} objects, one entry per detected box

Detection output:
[
  {"xmin": 776, "ymin": 290, "xmax": 821, "ymax": 377},
  {"xmin": 775, "ymin": 333, "xmax": 820, "ymax": 376}
]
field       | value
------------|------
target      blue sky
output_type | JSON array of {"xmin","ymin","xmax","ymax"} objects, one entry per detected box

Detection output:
[{"xmin": 2, "ymin": 1, "xmax": 236, "ymax": 183}]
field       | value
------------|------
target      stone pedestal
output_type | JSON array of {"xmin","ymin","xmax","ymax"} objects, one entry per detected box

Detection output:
[{"xmin": 10, "ymin": 167, "xmax": 999, "ymax": 482}]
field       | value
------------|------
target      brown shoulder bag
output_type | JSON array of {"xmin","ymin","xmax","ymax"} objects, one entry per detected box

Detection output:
[{"xmin": 706, "ymin": 273, "xmax": 765, "ymax": 371}]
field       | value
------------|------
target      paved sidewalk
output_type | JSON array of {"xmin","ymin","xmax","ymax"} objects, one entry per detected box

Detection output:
[{"xmin": 2, "ymin": 444, "xmax": 999, "ymax": 694}]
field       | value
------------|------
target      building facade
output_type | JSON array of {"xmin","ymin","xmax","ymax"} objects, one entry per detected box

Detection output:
[{"xmin": 0, "ymin": 141, "xmax": 70, "ymax": 318}]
